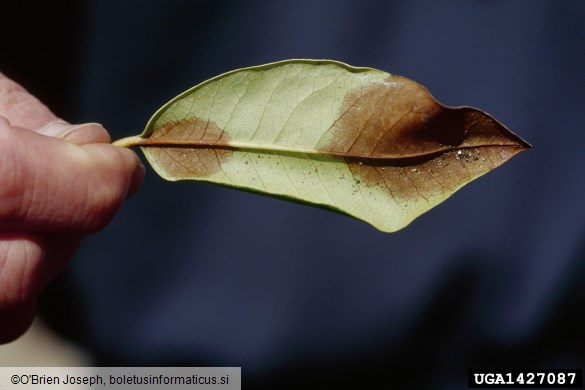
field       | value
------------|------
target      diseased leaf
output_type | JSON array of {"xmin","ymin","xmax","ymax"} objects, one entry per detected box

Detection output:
[{"xmin": 114, "ymin": 59, "xmax": 530, "ymax": 232}]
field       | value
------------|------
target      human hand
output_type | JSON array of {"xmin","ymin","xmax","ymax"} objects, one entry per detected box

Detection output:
[{"xmin": 0, "ymin": 72, "xmax": 144, "ymax": 343}]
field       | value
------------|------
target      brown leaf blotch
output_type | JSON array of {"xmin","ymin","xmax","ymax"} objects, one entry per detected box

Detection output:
[
  {"xmin": 151, "ymin": 117, "xmax": 229, "ymax": 143},
  {"xmin": 322, "ymin": 76, "xmax": 529, "ymax": 205},
  {"xmin": 143, "ymin": 118, "xmax": 233, "ymax": 178},
  {"xmin": 321, "ymin": 76, "xmax": 527, "ymax": 158},
  {"xmin": 347, "ymin": 145, "xmax": 524, "ymax": 205}
]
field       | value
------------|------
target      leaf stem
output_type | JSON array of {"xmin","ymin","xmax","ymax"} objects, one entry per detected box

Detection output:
[{"xmin": 112, "ymin": 135, "xmax": 145, "ymax": 148}]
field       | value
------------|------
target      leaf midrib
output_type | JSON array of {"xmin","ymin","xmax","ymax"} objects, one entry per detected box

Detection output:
[{"xmin": 113, "ymin": 135, "xmax": 525, "ymax": 160}]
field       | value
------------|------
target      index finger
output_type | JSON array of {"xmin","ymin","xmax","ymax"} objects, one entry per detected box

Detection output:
[{"xmin": 0, "ymin": 72, "xmax": 59, "ymax": 131}]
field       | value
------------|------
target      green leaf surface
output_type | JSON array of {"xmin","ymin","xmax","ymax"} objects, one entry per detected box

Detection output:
[{"xmin": 114, "ymin": 59, "xmax": 530, "ymax": 232}]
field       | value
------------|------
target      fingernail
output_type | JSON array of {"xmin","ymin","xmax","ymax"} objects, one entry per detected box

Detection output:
[
  {"xmin": 38, "ymin": 121, "xmax": 111, "ymax": 145},
  {"xmin": 36, "ymin": 120, "xmax": 71, "ymax": 137},
  {"xmin": 60, "ymin": 123, "xmax": 111, "ymax": 145}
]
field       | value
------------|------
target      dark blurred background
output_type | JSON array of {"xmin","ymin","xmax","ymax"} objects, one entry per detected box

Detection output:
[{"xmin": 2, "ymin": 0, "xmax": 584, "ymax": 388}]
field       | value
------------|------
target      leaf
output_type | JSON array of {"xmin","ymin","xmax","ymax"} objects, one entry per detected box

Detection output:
[{"xmin": 114, "ymin": 59, "xmax": 530, "ymax": 232}]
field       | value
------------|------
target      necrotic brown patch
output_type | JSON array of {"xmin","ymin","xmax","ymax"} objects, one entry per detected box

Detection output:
[
  {"xmin": 321, "ymin": 76, "xmax": 444, "ymax": 158},
  {"xmin": 150, "ymin": 117, "xmax": 230, "ymax": 143},
  {"xmin": 320, "ymin": 76, "xmax": 525, "ymax": 159},
  {"xmin": 345, "ymin": 144, "xmax": 521, "ymax": 206},
  {"xmin": 320, "ymin": 75, "xmax": 529, "ymax": 205},
  {"xmin": 142, "ymin": 118, "xmax": 233, "ymax": 179}
]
